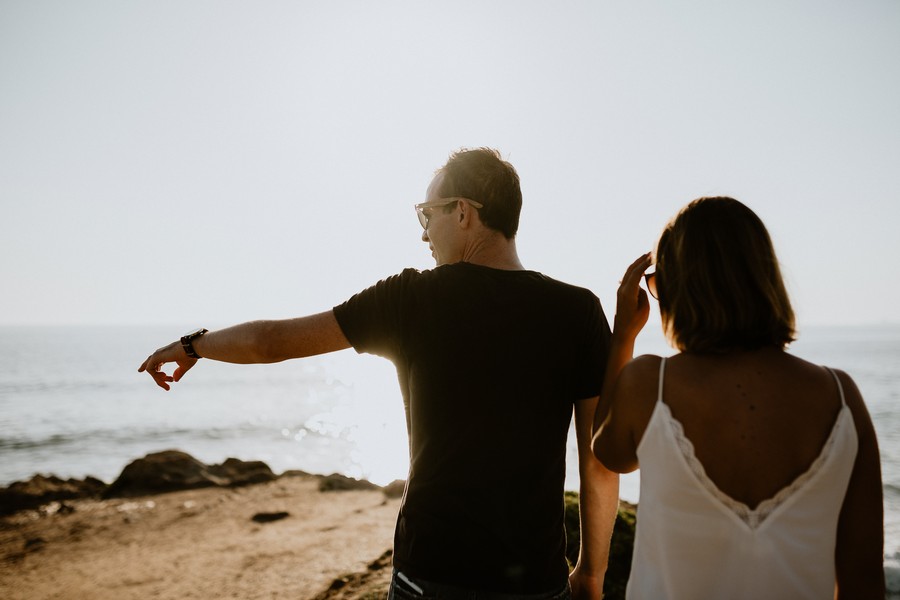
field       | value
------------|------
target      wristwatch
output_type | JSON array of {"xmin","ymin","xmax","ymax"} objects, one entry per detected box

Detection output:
[{"xmin": 181, "ymin": 328, "xmax": 208, "ymax": 359}]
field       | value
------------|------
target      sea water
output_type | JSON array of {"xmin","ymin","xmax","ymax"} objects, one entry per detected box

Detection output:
[{"xmin": 0, "ymin": 324, "xmax": 898, "ymax": 591}]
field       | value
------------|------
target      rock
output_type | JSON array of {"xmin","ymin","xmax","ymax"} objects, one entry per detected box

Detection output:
[
  {"xmin": 317, "ymin": 473, "xmax": 380, "ymax": 492},
  {"xmin": 251, "ymin": 511, "xmax": 290, "ymax": 523},
  {"xmin": 280, "ymin": 469, "xmax": 314, "ymax": 479},
  {"xmin": 209, "ymin": 458, "xmax": 278, "ymax": 487},
  {"xmin": 0, "ymin": 474, "xmax": 107, "ymax": 516},
  {"xmin": 103, "ymin": 451, "xmax": 279, "ymax": 499},
  {"xmin": 24, "ymin": 537, "xmax": 47, "ymax": 551},
  {"xmin": 103, "ymin": 450, "xmax": 227, "ymax": 498},
  {"xmin": 311, "ymin": 550, "xmax": 394, "ymax": 600},
  {"xmin": 327, "ymin": 577, "xmax": 348, "ymax": 591},
  {"xmin": 381, "ymin": 480, "xmax": 406, "ymax": 499}
]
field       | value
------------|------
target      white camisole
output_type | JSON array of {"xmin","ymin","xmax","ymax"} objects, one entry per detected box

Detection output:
[{"xmin": 626, "ymin": 358, "xmax": 858, "ymax": 599}]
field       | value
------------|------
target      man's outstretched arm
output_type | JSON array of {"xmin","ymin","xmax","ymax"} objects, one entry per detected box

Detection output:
[{"xmin": 138, "ymin": 310, "xmax": 351, "ymax": 390}]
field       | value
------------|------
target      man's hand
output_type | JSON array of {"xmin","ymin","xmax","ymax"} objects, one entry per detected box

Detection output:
[
  {"xmin": 138, "ymin": 340, "xmax": 198, "ymax": 391},
  {"xmin": 570, "ymin": 564, "xmax": 604, "ymax": 600}
]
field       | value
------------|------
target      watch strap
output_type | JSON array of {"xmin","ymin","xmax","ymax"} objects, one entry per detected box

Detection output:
[{"xmin": 180, "ymin": 328, "xmax": 208, "ymax": 359}]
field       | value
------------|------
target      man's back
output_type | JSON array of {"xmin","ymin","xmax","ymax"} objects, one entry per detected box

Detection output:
[
  {"xmin": 138, "ymin": 148, "xmax": 618, "ymax": 598},
  {"xmin": 334, "ymin": 262, "xmax": 611, "ymax": 592}
]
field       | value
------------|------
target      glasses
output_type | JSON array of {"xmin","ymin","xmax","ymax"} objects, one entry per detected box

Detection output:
[
  {"xmin": 644, "ymin": 268, "xmax": 658, "ymax": 300},
  {"xmin": 415, "ymin": 197, "xmax": 484, "ymax": 230}
]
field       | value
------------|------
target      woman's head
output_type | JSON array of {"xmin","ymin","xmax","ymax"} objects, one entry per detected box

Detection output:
[{"xmin": 654, "ymin": 196, "xmax": 795, "ymax": 353}]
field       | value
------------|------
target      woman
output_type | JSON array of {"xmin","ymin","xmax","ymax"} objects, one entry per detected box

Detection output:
[{"xmin": 592, "ymin": 197, "xmax": 883, "ymax": 598}]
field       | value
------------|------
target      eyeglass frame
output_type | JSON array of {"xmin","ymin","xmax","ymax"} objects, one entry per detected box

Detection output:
[
  {"xmin": 644, "ymin": 268, "xmax": 658, "ymax": 300},
  {"xmin": 415, "ymin": 197, "xmax": 484, "ymax": 230}
]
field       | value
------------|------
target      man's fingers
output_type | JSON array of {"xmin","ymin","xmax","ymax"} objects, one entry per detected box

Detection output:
[
  {"xmin": 149, "ymin": 369, "xmax": 173, "ymax": 391},
  {"xmin": 173, "ymin": 362, "xmax": 194, "ymax": 382},
  {"xmin": 140, "ymin": 353, "xmax": 175, "ymax": 391}
]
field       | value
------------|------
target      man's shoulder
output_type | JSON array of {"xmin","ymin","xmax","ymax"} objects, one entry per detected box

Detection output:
[
  {"xmin": 535, "ymin": 271, "xmax": 596, "ymax": 293},
  {"xmin": 525, "ymin": 271, "xmax": 601, "ymax": 306},
  {"xmin": 384, "ymin": 263, "xmax": 601, "ymax": 309}
]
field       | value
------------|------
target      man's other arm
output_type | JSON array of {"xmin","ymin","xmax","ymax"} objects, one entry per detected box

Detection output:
[
  {"xmin": 138, "ymin": 310, "xmax": 351, "ymax": 390},
  {"xmin": 569, "ymin": 395, "xmax": 620, "ymax": 600}
]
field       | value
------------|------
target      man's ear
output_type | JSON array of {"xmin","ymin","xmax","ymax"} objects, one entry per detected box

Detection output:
[{"xmin": 457, "ymin": 201, "xmax": 474, "ymax": 228}]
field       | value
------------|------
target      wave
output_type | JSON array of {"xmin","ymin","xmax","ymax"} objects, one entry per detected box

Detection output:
[
  {"xmin": 886, "ymin": 554, "xmax": 900, "ymax": 596},
  {"xmin": 0, "ymin": 421, "xmax": 342, "ymax": 454},
  {"xmin": 887, "ymin": 483, "xmax": 900, "ymax": 498}
]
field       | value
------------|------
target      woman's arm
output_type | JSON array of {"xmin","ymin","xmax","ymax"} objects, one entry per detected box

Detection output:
[
  {"xmin": 834, "ymin": 369, "xmax": 885, "ymax": 598},
  {"xmin": 590, "ymin": 252, "xmax": 657, "ymax": 473},
  {"xmin": 592, "ymin": 253, "xmax": 651, "ymax": 434},
  {"xmin": 591, "ymin": 356, "xmax": 660, "ymax": 473}
]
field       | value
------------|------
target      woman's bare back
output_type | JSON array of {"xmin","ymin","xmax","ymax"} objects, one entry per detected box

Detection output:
[{"xmin": 660, "ymin": 347, "xmax": 844, "ymax": 509}]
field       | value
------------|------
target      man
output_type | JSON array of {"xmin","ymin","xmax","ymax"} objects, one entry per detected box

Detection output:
[{"xmin": 140, "ymin": 148, "xmax": 619, "ymax": 599}]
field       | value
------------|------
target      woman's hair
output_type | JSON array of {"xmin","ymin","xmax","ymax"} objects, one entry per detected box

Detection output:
[{"xmin": 655, "ymin": 196, "xmax": 796, "ymax": 353}]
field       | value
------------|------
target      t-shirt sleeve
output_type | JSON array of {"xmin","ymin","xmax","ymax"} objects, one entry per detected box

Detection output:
[
  {"xmin": 570, "ymin": 292, "xmax": 613, "ymax": 400},
  {"xmin": 332, "ymin": 269, "xmax": 417, "ymax": 360}
]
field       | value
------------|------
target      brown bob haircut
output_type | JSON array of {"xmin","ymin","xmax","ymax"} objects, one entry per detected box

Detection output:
[
  {"xmin": 437, "ymin": 147, "xmax": 522, "ymax": 239},
  {"xmin": 654, "ymin": 196, "xmax": 796, "ymax": 353}
]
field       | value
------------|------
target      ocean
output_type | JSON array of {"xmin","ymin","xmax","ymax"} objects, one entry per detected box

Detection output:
[{"xmin": 1, "ymin": 324, "xmax": 898, "ymax": 591}]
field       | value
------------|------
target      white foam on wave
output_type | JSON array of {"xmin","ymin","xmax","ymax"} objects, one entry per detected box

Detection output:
[{"xmin": 886, "ymin": 552, "xmax": 900, "ymax": 596}]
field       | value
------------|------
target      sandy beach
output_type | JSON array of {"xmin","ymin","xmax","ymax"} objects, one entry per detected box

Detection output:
[
  {"xmin": 0, "ymin": 474, "xmax": 400, "ymax": 600},
  {"xmin": 0, "ymin": 449, "xmax": 636, "ymax": 600}
]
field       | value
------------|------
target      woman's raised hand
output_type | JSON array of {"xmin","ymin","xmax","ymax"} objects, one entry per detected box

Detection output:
[{"xmin": 614, "ymin": 253, "xmax": 652, "ymax": 342}]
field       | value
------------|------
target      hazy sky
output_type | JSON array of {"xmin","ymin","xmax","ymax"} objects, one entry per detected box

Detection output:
[{"xmin": 2, "ymin": 0, "xmax": 899, "ymax": 329}]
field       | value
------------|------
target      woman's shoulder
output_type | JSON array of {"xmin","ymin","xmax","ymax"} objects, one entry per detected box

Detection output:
[
  {"xmin": 627, "ymin": 353, "xmax": 666, "ymax": 372},
  {"xmin": 823, "ymin": 367, "xmax": 874, "ymax": 438},
  {"xmin": 615, "ymin": 354, "xmax": 667, "ymax": 415},
  {"xmin": 619, "ymin": 354, "xmax": 664, "ymax": 388},
  {"xmin": 780, "ymin": 352, "xmax": 864, "ymax": 400}
]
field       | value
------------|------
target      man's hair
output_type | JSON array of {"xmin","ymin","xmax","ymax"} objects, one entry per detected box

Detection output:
[
  {"xmin": 437, "ymin": 147, "xmax": 522, "ymax": 239},
  {"xmin": 655, "ymin": 196, "xmax": 796, "ymax": 353}
]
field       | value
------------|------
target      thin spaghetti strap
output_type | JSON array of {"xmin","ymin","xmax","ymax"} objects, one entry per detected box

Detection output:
[
  {"xmin": 658, "ymin": 357, "xmax": 667, "ymax": 403},
  {"xmin": 825, "ymin": 367, "xmax": 847, "ymax": 407}
]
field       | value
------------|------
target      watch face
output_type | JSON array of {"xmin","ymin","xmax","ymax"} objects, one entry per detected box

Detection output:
[{"xmin": 184, "ymin": 328, "xmax": 206, "ymax": 338}]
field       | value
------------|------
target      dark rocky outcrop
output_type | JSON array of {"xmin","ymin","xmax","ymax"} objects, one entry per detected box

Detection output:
[
  {"xmin": 381, "ymin": 479, "xmax": 406, "ymax": 499},
  {"xmin": 103, "ymin": 450, "xmax": 277, "ymax": 499},
  {"xmin": 311, "ymin": 549, "xmax": 394, "ymax": 600},
  {"xmin": 1, "ymin": 450, "xmax": 398, "ymax": 516},
  {"xmin": 0, "ymin": 474, "xmax": 107, "ymax": 516},
  {"xmin": 317, "ymin": 473, "xmax": 381, "ymax": 493},
  {"xmin": 210, "ymin": 457, "xmax": 279, "ymax": 487}
]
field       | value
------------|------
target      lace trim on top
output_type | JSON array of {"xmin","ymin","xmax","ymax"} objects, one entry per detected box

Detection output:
[{"xmin": 658, "ymin": 360, "xmax": 847, "ymax": 530}]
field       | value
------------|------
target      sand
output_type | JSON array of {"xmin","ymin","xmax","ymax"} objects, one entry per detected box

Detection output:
[{"xmin": 0, "ymin": 475, "xmax": 399, "ymax": 600}]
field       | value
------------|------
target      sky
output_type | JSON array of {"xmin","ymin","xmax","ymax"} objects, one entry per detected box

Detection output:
[{"xmin": 2, "ymin": 0, "xmax": 899, "ymax": 330}]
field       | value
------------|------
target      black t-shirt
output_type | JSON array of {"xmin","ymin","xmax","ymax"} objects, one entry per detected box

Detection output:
[{"xmin": 333, "ymin": 262, "xmax": 611, "ymax": 592}]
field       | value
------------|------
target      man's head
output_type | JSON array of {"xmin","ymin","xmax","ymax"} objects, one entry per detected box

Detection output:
[
  {"xmin": 434, "ymin": 148, "xmax": 522, "ymax": 240},
  {"xmin": 416, "ymin": 148, "xmax": 523, "ymax": 266}
]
